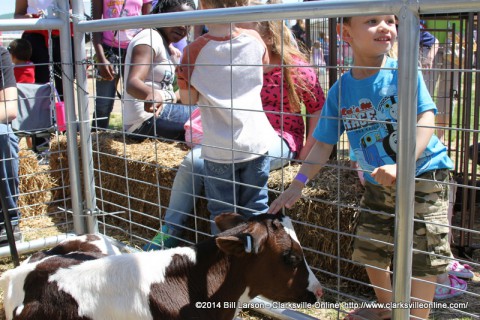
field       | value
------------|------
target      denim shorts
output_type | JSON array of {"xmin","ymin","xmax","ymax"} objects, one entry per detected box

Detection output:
[{"xmin": 352, "ymin": 169, "xmax": 452, "ymax": 277}]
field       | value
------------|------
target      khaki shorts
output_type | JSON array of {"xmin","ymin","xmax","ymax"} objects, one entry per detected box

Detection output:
[{"xmin": 352, "ymin": 169, "xmax": 452, "ymax": 277}]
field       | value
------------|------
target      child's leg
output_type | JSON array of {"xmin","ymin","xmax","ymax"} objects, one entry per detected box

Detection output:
[
  {"xmin": 238, "ymin": 154, "xmax": 270, "ymax": 215},
  {"xmin": 348, "ymin": 183, "xmax": 396, "ymax": 319},
  {"xmin": 366, "ymin": 269, "xmax": 437, "ymax": 319},
  {"xmin": 365, "ymin": 266, "xmax": 392, "ymax": 304},
  {"xmin": 411, "ymin": 275, "xmax": 437, "ymax": 319},
  {"xmin": 412, "ymin": 169, "xmax": 453, "ymax": 318},
  {"xmin": 204, "ymin": 160, "xmax": 236, "ymax": 235},
  {"xmin": 163, "ymin": 146, "xmax": 204, "ymax": 236},
  {"xmin": 26, "ymin": 137, "xmax": 32, "ymax": 149},
  {"xmin": 269, "ymin": 137, "xmax": 295, "ymax": 171}
]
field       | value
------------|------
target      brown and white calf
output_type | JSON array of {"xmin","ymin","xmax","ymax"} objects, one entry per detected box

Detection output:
[
  {"xmin": 23, "ymin": 233, "xmax": 122, "ymax": 264},
  {"xmin": 1, "ymin": 213, "xmax": 322, "ymax": 320}
]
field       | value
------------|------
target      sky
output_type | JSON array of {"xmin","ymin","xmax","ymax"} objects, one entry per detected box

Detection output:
[{"xmin": 1, "ymin": 1, "xmax": 16, "ymax": 18}]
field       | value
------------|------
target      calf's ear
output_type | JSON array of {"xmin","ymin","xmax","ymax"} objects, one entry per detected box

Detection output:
[
  {"xmin": 216, "ymin": 234, "xmax": 253, "ymax": 256},
  {"xmin": 215, "ymin": 212, "xmax": 246, "ymax": 232}
]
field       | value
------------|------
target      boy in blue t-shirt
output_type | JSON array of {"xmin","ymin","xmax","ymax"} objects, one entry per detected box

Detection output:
[{"xmin": 269, "ymin": 15, "xmax": 454, "ymax": 320}]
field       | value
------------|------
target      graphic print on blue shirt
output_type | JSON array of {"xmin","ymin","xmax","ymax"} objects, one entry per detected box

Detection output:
[{"xmin": 346, "ymin": 94, "xmax": 398, "ymax": 170}]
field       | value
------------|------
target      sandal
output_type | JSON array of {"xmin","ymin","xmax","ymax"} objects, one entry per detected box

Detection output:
[
  {"xmin": 447, "ymin": 261, "xmax": 474, "ymax": 279},
  {"xmin": 434, "ymin": 274, "xmax": 467, "ymax": 300},
  {"xmin": 344, "ymin": 307, "xmax": 391, "ymax": 320}
]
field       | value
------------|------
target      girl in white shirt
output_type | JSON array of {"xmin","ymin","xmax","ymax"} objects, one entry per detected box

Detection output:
[{"xmin": 123, "ymin": 0, "xmax": 196, "ymax": 141}]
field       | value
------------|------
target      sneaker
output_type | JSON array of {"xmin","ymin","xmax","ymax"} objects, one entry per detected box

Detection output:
[
  {"xmin": 447, "ymin": 260, "xmax": 475, "ymax": 279},
  {"xmin": 143, "ymin": 225, "xmax": 178, "ymax": 251},
  {"xmin": 434, "ymin": 274, "xmax": 467, "ymax": 300},
  {"xmin": 0, "ymin": 225, "xmax": 23, "ymax": 245},
  {"xmin": 37, "ymin": 151, "xmax": 50, "ymax": 166}
]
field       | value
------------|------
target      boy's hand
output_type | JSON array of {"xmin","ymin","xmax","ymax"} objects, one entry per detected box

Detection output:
[
  {"xmin": 268, "ymin": 180, "xmax": 304, "ymax": 214},
  {"xmin": 371, "ymin": 164, "xmax": 397, "ymax": 186}
]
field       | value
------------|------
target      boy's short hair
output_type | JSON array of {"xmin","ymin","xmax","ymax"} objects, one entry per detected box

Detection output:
[
  {"xmin": 7, "ymin": 39, "xmax": 32, "ymax": 62},
  {"xmin": 201, "ymin": 0, "xmax": 249, "ymax": 9}
]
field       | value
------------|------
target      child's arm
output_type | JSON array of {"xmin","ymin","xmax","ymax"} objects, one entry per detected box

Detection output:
[
  {"xmin": 298, "ymin": 109, "xmax": 321, "ymax": 161},
  {"xmin": 0, "ymin": 49, "xmax": 18, "ymax": 124},
  {"xmin": 179, "ymin": 88, "xmax": 199, "ymax": 105},
  {"xmin": 415, "ymin": 110, "xmax": 436, "ymax": 158},
  {"xmin": 126, "ymin": 44, "xmax": 176, "ymax": 116},
  {"xmin": 371, "ymin": 110, "xmax": 435, "ymax": 186},
  {"xmin": 14, "ymin": 0, "xmax": 36, "ymax": 18},
  {"xmin": 0, "ymin": 87, "xmax": 18, "ymax": 124},
  {"xmin": 177, "ymin": 55, "xmax": 199, "ymax": 104},
  {"xmin": 269, "ymin": 140, "xmax": 334, "ymax": 213}
]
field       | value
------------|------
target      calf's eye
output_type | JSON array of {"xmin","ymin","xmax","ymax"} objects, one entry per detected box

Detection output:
[{"xmin": 282, "ymin": 250, "xmax": 302, "ymax": 267}]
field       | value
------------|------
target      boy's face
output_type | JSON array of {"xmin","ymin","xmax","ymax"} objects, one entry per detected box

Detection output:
[{"xmin": 341, "ymin": 15, "xmax": 397, "ymax": 56}]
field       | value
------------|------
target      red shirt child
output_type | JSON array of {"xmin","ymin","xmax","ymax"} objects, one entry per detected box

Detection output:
[
  {"xmin": 7, "ymin": 39, "xmax": 36, "ymax": 83},
  {"xmin": 13, "ymin": 62, "xmax": 35, "ymax": 84}
]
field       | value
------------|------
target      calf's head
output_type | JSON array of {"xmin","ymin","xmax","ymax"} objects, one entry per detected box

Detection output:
[{"xmin": 214, "ymin": 212, "xmax": 323, "ymax": 303}]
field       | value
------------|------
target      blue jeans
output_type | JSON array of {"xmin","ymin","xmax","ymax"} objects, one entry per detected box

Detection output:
[
  {"xmin": 93, "ymin": 76, "xmax": 120, "ymax": 129},
  {"xmin": 204, "ymin": 155, "xmax": 270, "ymax": 234},
  {"xmin": 92, "ymin": 45, "xmax": 126, "ymax": 130},
  {"xmin": 163, "ymin": 136, "xmax": 294, "ymax": 237},
  {"xmin": 0, "ymin": 124, "xmax": 19, "ymax": 226},
  {"xmin": 129, "ymin": 104, "xmax": 195, "ymax": 141}
]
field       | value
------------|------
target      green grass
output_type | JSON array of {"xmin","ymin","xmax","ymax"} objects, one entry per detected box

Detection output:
[
  {"xmin": 446, "ymin": 75, "xmax": 477, "ymax": 143},
  {"xmin": 108, "ymin": 112, "xmax": 123, "ymax": 131}
]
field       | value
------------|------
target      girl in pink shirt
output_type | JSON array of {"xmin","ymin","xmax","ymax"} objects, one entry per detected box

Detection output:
[
  {"xmin": 144, "ymin": 19, "xmax": 326, "ymax": 250},
  {"xmin": 91, "ymin": 0, "xmax": 152, "ymax": 130}
]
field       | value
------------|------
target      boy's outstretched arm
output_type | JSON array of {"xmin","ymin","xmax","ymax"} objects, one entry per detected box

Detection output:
[
  {"xmin": 371, "ymin": 110, "xmax": 436, "ymax": 186},
  {"xmin": 269, "ymin": 141, "xmax": 334, "ymax": 213}
]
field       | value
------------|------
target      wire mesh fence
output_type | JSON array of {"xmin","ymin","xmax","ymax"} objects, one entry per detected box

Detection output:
[{"xmin": 0, "ymin": 0, "xmax": 479, "ymax": 319}]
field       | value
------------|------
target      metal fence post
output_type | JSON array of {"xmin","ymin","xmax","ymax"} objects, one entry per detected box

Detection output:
[
  {"xmin": 70, "ymin": 0, "xmax": 98, "ymax": 234},
  {"xmin": 392, "ymin": 3, "xmax": 419, "ymax": 319},
  {"xmin": 56, "ymin": 0, "xmax": 86, "ymax": 235}
]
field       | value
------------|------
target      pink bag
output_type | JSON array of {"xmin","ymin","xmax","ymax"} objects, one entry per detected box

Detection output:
[
  {"xmin": 184, "ymin": 108, "xmax": 203, "ymax": 148},
  {"xmin": 55, "ymin": 101, "xmax": 66, "ymax": 132}
]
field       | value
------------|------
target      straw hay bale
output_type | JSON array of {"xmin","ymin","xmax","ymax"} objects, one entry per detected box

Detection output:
[
  {"xmin": 49, "ymin": 134, "xmax": 367, "ymax": 284},
  {"xmin": 49, "ymin": 133, "xmax": 190, "ymax": 226},
  {"xmin": 17, "ymin": 149, "xmax": 55, "ymax": 219},
  {"xmin": 268, "ymin": 163, "xmax": 368, "ymax": 286}
]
